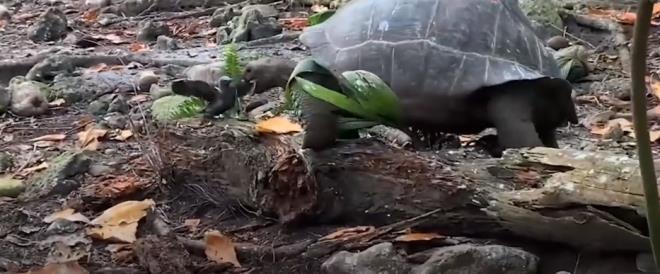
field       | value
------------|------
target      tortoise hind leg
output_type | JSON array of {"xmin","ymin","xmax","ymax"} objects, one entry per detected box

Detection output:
[{"xmin": 487, "ymin": 91, "xmax": 544, "ymax": 155}]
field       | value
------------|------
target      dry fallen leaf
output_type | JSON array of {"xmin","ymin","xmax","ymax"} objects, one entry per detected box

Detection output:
[
  {"xmin": 22, "ymin": 162, "xmax": 49, "ymax": 174},
  {"xmin": 81, "ymin": 8, "xmax": 100, "ymax": 23},
  {"xmin": 128, "ymin": 94, "xmax": 149, "ymax": 104},
  {"xmin": 254, "ymin": 116, "xmax": 302, "ymax": 134},
  {"xmin": 30, "ymin": 134, "xmax": 66, "ymax": 142},
  {"xmin": 22, "ymin": 261, "xmax": 90, "ymax": 274},
  {"xmin": 319, "ymin": 226, "xmax": 377, "ymax": 241},
  {"xmin": 184, "ymin": 219, "xmax": 201, "ymax": 232},
  {"xmin": 204, "ymin": 230, "xmax": 241, "ymax": 267},
  {"xmin": 44, "ymin": 208, "xmax": 91, "ymax": 224},
  {"xmin": 129, "ymin": 42, "xmax": 150, "ymax": 52},
  {"xmin": 49, "ymin": 98, "xmax": 66, "ymax": 107},
  {"xmin": 393, "ymin": 232, "xmax": 445, "ymax": 242},
  {"xmin": 77, "ymin": 127, "xmax": 108, "ymax": 151},
  {"xmin": 112, "ymin": 130, "xmax": 134, "ymax": 141},
  {"xmin": 87, "ymin": 199, "xmax": 155, "ymax": 243}
]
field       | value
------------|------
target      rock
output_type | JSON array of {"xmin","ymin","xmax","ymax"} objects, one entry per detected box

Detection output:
[
  {"xmin": 137, "ymin": 20, "xmax": 172, "ymax": 42},
  {"xmin": 88, "ymin": 164, "xmax": 114, "ymax": 177},
  {"xmin": 0, "ymin": 177, "xmax": 25, "ymax": 198},
  {"xmin": 321, "ymin": 242, "xmax": 412, "ymax": 274},
  {"xmin": 241, "ymin": 4, "xmax": 279, "ymax": 18},
  {"xmin": 0, "ymin": 4, "xmax": 11, "ymax": 21},
  {"xmin": 0, "ymin": 86, "xmax": 10, "ymax": 113},
  {"xmin": 119, "ymin": 0, "xmax": 153, "ymax": 17},
  {"xmin": 230, "ymin": 6, "xmax": 283, "ymax": 42},
  {"xmin": 184, "ymin": 62, "xmax": 225, "ymax": 85},
  {"xmin": 216, "ymin": 26, "xmax": 230, "ymax": 44},
  {"xmin": 85, "ymin": 0, "xmax": 111, "ymax": 9},
  {"xmin": 88, "ymin": 100, "xmax": 109, "ymax": 115},
  {"xmin": 547, "ymin": 35, "xmax": 570, "ymax": 50},
  {"xmin": 150, "ymin": 84, "xmax": 173, "ymax": 99},
  {"xmin": 8, "ymin": 76, "xmax": 50, "ymax": 117},
  {"xmin": 25, "ymin": 151, "xmax": 91, "ymax": 198},
  {"xmin": 108, "ymin": 95, "xmax": 129, "ymax": 113},
  {"xmin": 150, "ymin": 95, "xmax": 205, "ymax": 123},
  {"xmin": 519, "ymin": 0, "xmax": 564, "ymax": 40},
  {"xmin": 210, "ymin": 6, "xmax": 239, "ymax": 28},
  {"xmin": 555, "ymin": 272, "xmax": 571, "ymax": 274},
  {"xmin": 588, "ymin": 78, "xmax": 631, "ymax": 100},
  {"xmin": 136, "ymin": 70, "xmax": 159, "ymax": 91},
  {"xmin": 101, "ymin": 113, "xmax": 128, "ymax": 129},
  {"xmin": 411, "ymin": 244, "xmax": 538, "ymax": 274},
  {"xmin": 156, "ymin": 35, "xmax": 179, "ymax": 50},
  {"xmin": 0, "ymin": 152, "xmax": 13, "ymax": 173},
  {"xmin": 27, "ymin": 8, "xmax": 69, "ymax": 43}
]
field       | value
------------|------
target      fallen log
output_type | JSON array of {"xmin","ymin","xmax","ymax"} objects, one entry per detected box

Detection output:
[{"xmin": 155, "ymin": 118, "xmax": 654, "ymax": 252}]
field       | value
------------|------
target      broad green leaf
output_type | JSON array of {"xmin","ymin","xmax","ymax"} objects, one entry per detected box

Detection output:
[
  {"xmin": 341, "ymin": 70, "xmax": 402, "ymax": 124},
  {"xmin": 292, "ymin": 77, "xmax": 378, "ymax": 121},
  {"xmin": 308, "ymin": 10, "xmax": 336, "ymax": 26}
]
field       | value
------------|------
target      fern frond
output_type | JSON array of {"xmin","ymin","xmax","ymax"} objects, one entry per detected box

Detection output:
[
  {"xmin": 223, "ymin": 43, "xmax": 242, "ymax": 82},
  {"xmin": 169, "ymin": 97, "xmax": 206, "ymax": 119}
]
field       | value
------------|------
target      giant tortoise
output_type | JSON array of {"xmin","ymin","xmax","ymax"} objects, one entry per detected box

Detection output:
[{"xmin": 242, "ymin": 0, "xmax": 578, "ymax": 154}]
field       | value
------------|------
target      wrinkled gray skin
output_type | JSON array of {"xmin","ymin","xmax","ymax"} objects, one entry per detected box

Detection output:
[{"xmin": 295, "ymin": 0, "xmax": 577, "ymax": 155}]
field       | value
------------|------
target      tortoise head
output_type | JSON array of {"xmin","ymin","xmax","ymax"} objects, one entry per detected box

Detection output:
[{"xmin": 241, "ymin": 57, "xmax": 297, "ymax": 94}]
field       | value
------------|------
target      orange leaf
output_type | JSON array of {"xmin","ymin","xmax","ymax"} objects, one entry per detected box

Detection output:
[
  {"xmin": 44, "ymin": 208, "xmax": 90, "ymax": 223},
  {"xmin": 77, "ymin": 127, "xmax": 108, "ymax": 151},
  {"xmin": 254, "ymin": 116, "xmax": 302, "ymax": 134},
  {"xmin": 129, "ymin": 42, "xmax": 150, "ymax": 52},
  {"xmin": 204, "ymin": 230, "xmax": 241, "ymax": 267},
  {"xmin": 320, "ymin": 226, "xmax": 376, "ymax": 241},
  {"xmin": 30, "ymin": 134, "xmax": 66, "ymax": 142},
  {"xmin": 394, "ymin": 232, "xmax": 445, "ymax": 242},
  {"xmin": 81, "ymin": 9, "xmax": 99, "ymax": 23}
]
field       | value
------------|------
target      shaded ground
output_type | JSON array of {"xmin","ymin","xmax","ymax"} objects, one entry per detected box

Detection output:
[{"xmin": 1, "ymin": 0, "xmax": 660, "ymax": 273}]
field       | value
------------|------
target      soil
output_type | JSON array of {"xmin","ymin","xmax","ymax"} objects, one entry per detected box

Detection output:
[{"xmin": 0, "ymin": 0, "xmax": 659, "ymax": 273}]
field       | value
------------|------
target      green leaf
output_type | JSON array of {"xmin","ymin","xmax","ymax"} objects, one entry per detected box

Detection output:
[
  {"xmin": 308, "ymin": 10, "xmax": 336, "ymax": 26},
  {"xmin": 293, "ymin": 77, "xmax": 378, "ymax": 121},
  {"xmin": 223, "ymin": 43, "xmax": 242, "ymax": 83},
  {"xmin": 341, "ymin": 70, "xmax": 402, "ymax": 124}
]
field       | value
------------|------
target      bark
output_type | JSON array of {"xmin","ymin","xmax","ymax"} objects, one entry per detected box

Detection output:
[{"xmin": 156, "ymin": 119, "xmax": 654, "ymax": 252}]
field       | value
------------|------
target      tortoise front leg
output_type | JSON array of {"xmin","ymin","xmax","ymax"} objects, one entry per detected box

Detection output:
[
  {"xmin": 487, "ymin": 91, "xmax": 544, "ymax": 155},
  {"xmin": 537, "ymin": 128, "xmax": 559, "ymax": 148},
  {"xmin": 299, "ymin": 91, "xmax": 339, "ymax": 150}
]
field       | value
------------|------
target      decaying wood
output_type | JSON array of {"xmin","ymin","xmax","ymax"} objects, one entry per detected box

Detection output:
[{"xmin": 156, "ymin": 119, "xmax": 655, "ymax": 253}]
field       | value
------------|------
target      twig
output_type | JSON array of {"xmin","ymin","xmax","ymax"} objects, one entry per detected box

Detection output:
[{"xmin": 630, "ymin": 0, "xmax": 660, "ymax": 268}]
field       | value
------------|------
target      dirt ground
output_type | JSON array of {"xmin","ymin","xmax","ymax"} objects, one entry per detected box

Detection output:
[{"xmin": 1, "ymin": 0, "xmax": 660, "ymax": 273}]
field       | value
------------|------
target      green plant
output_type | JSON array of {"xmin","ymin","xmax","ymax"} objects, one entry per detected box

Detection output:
[
  {"xmin": 308, "ymin": 10, "xmax": 336, "ymax": 26},
  {"xmin": 151, "ymin": 95, "xmax": 206, "ymax": 123},
  {"xmin": 630, "ymin": 0, "xmax": 660, "ymax": 267},
  {"xmin": 223, "ymin": 43, "xmax": 243, "ymax": 83},
  {"xmin": 284, "ymin": 58, "xmax": 402, "ymax": 131}
]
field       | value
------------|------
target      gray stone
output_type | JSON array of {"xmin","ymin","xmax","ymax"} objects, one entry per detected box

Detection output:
[
  {"xmin": 0, "ymin": 4, "xmax": 11, "ymax": 21},
  {"xmin": 137, "ymin": 20, "xmax": 172, "ymax": 42},
  {"xmin": 108, "ymin": 95, "xmax": 129, "ymax": 114},
  {"xmin": 411, "ymin": 244, "xmax": 539, "ymax": 274},
  {"xmin": 8, "ymin": 76, "xmax": 50, "ymax": 117},
  {"xmin": 519, "ymin": 0, "xmax": 564, "ymax": 39},
  {"xmin": 150, "ymin": 84, "xmax": 174, "ymax": 99},
  {"xmin": 102, "ymin": 112, "xmax": 128, "ymax": 129},
  {"xmin": 321, "ymin": 242, "xmax": 411, "ymax": 274},
  {"xmin": 25, "ymin": 151, "xmax": 91, "ymax": 198},
  {"xmin": 184, "ymin": 62, "xmax": 225, "ymax": 85},
  {"xmin": 156, "ymin": 35, "xmax": 180, "ymax": 50},
  {"xmin": 230, "ymin": 7, "xmax": 282, "ymax": 43},
  {"xmin": 88, "ymin": 100, "xmax": 109, "ymax": 115},
  {"xmin": 27, "ymin": 8, "xmax": 69, "ymax": 43},
  {"xmin": 0, "ymin": 152, "xmax": 13, "ymax": 173},
  {"xmin": 210, "ymin": 7, "xmax": 239, "ymax": 28}
]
